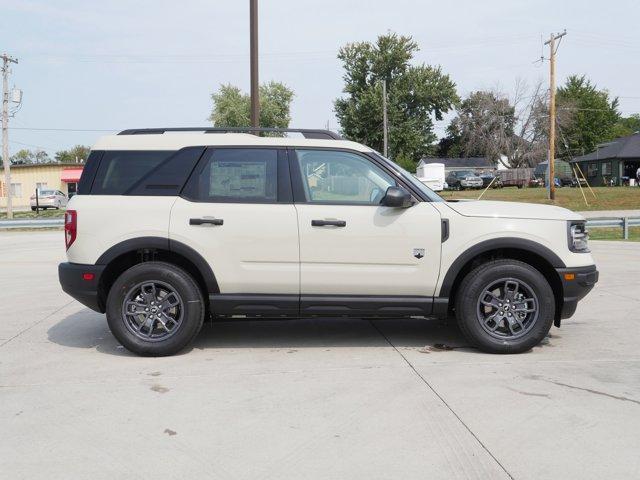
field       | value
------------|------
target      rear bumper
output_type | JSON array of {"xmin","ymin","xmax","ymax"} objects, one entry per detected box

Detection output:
[
  {"xmin": 58, "ymin": 262, "xmax": 105, "ymax": 313},
  {"xmin": 30, "ymin": 198, "xmax": 56, "ymax": 207},
  {"xmin": 556, "ymin": 265, "xmax": 599, "ymax": 321}
]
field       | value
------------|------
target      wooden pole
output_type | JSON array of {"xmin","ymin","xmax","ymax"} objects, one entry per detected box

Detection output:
[
  {"xmin": 544, "ymin": 30, "xmax": 566, "ymax": 201},
  {"xmin": 249, "ymin": 0, "xmax": 259, "ymax": 129}
]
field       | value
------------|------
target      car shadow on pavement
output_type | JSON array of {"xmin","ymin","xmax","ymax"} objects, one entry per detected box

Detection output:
[{"xmin": 48, "ymin": 309, "xmax": 475, "ymax": 355}]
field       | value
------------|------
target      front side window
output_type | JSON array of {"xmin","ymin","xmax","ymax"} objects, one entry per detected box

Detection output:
[
  {"xmin": 183, "ymin": 148, "xmax": 278, "ymax": 203},
  {"xmin": 295, "ymin": 149, "xmax": 395, "ymax": 204}
]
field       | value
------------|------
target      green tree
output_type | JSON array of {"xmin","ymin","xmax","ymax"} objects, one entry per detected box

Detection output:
[
  {"xmin": 55, "ymin": 145, "xmax": 91, "ymax": 163},
  {"xmin": 209, "ymin": 82, "xmax": 294, "ymax": 130},
  {"xmin": 556, "ymin": 75, "xmax": 620, "ymax": 157},
  {"xmin": 611, "ymin": 114, "xmax": 640, "ymax": 138},
  {"xmin": 334, "ymin": 33, "xmax": 459, "ymax": 171},
  {"xmin": 10, "ymin": 149, "xmax": 50, "ymax": 165}
]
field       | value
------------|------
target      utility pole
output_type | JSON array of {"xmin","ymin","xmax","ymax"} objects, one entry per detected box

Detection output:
[
  {"xmin": 249, "ymin": 0, "xmax": 259, "ymax": 130},
  {"xmin": 545, "ymin": 30, "xmax": 566, "ymax": 201},
  {"xmin": 2, "ymin": 53, "xmax": 18, "ymax": 219},
  {"xmin": 382, "ymin": 79, "xmax": 388, "ymax": 157}
]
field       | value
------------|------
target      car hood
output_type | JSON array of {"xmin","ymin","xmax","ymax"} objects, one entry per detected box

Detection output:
[{"xmin": 446, "ymin": 200, "xmax": 583, "ymax": 221}]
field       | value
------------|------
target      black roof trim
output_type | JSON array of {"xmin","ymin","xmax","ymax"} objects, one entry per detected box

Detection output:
[{"xmin": 117, "ymin": 127, "xmax": 342, "ymax": 140}]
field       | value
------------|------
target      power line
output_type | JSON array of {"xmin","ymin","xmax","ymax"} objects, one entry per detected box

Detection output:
[{"xmin": 9, "ymin": 127, "xmax": 118, "ymax": 132}]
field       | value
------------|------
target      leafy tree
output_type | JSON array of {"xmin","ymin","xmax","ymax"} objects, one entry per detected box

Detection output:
[
  {"xmin": 611, "ymin": 114, "xmax": 640, "ymax": 138},
  {"xmin": 556, "ymin": 75, "xmax": 620, "ymax": 157},
  {"xmin": 55, "ymin": 145, "xmax": 91, "ymax": 163},
  {"xmin": 10, "ymin": 149, "xmax": 50, "ymax": 165},
  {"xmin": 209, "ymin": 82, "xmax": 294, "ymax": 130},
  {"xmin": 334, "ymin": 33, "xmax": 458, "ymax": 171}
]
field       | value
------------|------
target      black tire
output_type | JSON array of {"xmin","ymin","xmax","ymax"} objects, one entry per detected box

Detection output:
[
  {"xmin": 455, "ymin": 259, "xmax": 554, "ymax": 354},
  {"xmin": 106, "ymin": 262, "xmax": 205, "ymax": 356},
  {"xmin": 31, "ymin": 207, "xmax": 36, "ymax": 211}
]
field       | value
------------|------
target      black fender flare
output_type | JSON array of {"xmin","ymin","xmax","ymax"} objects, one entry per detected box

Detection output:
[
  {"xmin": 438, "ymin": 237, "xmax": 566, "ymax": 297},
  {"xmin": 95, "ymin": 236, "xmax": 219, "ymax": 293}
]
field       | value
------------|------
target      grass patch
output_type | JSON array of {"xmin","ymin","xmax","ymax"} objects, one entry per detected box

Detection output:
[
  {"xmin": 589, "ymin": 226, "xmax": 640, "ymax": 242},
  {"xmin": 0, "ymin": 208, "xmax": 65, "ymax": 220},
  {"xmin": 440, "ymin": 186, "xmax": 640, "ymax": 211}
]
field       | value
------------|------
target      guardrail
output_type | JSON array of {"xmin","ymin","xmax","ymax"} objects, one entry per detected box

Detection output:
[
  {"xmin": 0, "ymin": 216, "xmax": 638, "ymax": 238},
  {"xmin": 0, "ymin": 218, "xmax": 64, "ymax": 229},
  {"xmin": 586, "ymin": 217, "xmax": 640, "ymax": 240}
]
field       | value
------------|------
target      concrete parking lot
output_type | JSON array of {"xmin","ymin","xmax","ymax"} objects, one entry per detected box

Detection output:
[{"xmin": 1, "ymin": 231, "xmax": 639, "ymax": 480}]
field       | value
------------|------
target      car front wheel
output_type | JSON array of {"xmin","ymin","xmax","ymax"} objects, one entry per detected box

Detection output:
[
  {"xmin": 106, "ymin": 262, "xmax": 205, "ymax": 356},
  {"xmin": 455, "ymin": 259, "xmax": 554, "ymax": 354}
]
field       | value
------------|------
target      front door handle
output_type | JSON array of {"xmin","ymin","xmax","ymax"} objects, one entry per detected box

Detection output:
[
  {"xmin": 190, "ymin": 217, "xmax": 224, "ymax": 226},
  {"xmin": 311, "ymin": 219, "xmax": 346, "ymax": 227}
]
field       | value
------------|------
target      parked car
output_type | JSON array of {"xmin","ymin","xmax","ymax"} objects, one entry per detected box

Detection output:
[
  {"xmin": 479, "ymin": 173, "xmax": 503, "ymax": 188},
  {"xmin": 59, "ymin": 127, "xmax": 598, "ymax": 356},
  {"xmin": 30, "ymin": 190, "xmax": 68, "ymax": 210},
  {"xmin": 446, "ymin": 170, "xmax": 484, "ymax": 190}
]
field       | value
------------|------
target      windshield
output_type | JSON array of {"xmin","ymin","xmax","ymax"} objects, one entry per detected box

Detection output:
[
  {"xmin": 456, "ymin": 170, "xmax": 476, "ymax": 177},
  {"xmin": 371, "ymin": 152, "xmax": 444, "ymax": 202},
  {"xmin": 39, "ymin": 190, "xmax": 56, "ymax": 196}
]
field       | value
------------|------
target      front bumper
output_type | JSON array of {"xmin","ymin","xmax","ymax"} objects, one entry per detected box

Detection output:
[
  {"xmin": 58, "ymin": 262, "xmax": 106, "ymax": 313},
  {"xmin": 555, "ymin": 264, "xmax": 599, "ymax": 322}
]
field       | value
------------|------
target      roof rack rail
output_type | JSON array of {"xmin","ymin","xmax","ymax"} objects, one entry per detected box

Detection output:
[{"xmin": 117, "ymin": 127, "xmax": 342, "ymax": 140}]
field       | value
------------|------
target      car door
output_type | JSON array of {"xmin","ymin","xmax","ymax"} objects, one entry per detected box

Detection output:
[
  {"xmin": 169, "ymin": 147, "xmax": 299, "ymax": 313},
  {"xmin": 291, "ymin": 148, "xmax": 443, "ymax": 314}
]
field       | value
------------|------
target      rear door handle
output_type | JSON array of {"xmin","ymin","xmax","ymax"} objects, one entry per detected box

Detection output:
[
  {"xmin": 311, "ymin": 219, "xmax": 346, "ymax": 227},
  {"xmin": 190, "ymin": 218, "xmax": 224, "ymax": 226}
]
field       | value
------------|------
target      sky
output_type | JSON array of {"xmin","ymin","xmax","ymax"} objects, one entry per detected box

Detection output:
[{"xmin": 1, "ymin": 0, "xmax": 639, "ymax": 157}]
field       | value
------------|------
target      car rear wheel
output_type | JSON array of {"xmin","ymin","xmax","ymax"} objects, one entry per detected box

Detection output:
[
  {"xmin": 106, "ymin": 262, "xmax": 205, "ymax": 356},
  {"xmin": 455, "ymin": 259, "xmax": 554, "ymax": 354}
]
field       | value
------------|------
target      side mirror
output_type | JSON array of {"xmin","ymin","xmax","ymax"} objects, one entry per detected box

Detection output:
[{"xmin": 381, "ymin": 186, "xmax": 413, "ymax": 208}]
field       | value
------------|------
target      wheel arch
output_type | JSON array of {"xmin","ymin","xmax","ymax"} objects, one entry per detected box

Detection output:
[
  {"xmin": 439, "ymin": 238, "xmax": 565, "ymax": 323},
  {"xmin": 95, "ymin": 236, "xmax": 219, "ymax": 311}
]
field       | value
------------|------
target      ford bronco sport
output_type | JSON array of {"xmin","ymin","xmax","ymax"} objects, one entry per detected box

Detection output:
[{"xmin": 58, "ymin": 128, "xmax": 598, "ymax": 356}]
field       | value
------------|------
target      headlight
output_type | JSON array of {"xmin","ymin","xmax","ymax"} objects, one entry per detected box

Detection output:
[{"xmin": 568, "ymin": 221, "xmax": 589, "ymax": 252}]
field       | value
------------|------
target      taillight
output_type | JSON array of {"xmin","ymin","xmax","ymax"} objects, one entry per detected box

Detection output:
[{"xmin": 65, "ymin": 210, "xmax": 77, "ymax": 250}]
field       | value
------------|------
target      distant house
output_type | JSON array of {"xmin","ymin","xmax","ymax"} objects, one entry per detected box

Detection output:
[
  {"xmin": 418, "ymin": 157, "xmax": 495, "ymax": 174},
  {"xmin": 0, "ymin": 163, "xmax": 83, "ymax": 209},
  {"xmin": 570, "ymin": 132, "xmax": 640, "ymax": 186}
]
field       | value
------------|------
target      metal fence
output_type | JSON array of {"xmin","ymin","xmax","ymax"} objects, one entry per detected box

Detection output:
[
  {"xmin": 586, "ymin": 217, "xmax": 640, "ymax": 240},
  {"xmin": 0, "ymin": 218, "xmax": 64, "ymax": 229},
  {"xmin": 0, "ymin": 216, "xmax": 638, "ymax": 239}
]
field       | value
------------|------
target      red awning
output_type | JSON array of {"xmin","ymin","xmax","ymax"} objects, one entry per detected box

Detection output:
[{"xmin": 61, "ymin": 168, "xmax": 83, "ymax": 182}]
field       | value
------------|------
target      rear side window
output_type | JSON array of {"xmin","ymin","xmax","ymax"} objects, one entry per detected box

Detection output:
[
  {"xmin": 91, "ymin": 151, "xmax": 173, "ymax": 195},
  {"xmin": 183, "ymin": 148, "xmax": 278, "ymax": 203},
  {"xmin": 124, "ymin": 147, "xmax": 205, "ymax": 196}
]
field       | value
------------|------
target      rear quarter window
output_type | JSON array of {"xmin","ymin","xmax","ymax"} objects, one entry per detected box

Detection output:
[{"xmin": 91, "ymin": 151, "xmax": 173, "ymax": 195}]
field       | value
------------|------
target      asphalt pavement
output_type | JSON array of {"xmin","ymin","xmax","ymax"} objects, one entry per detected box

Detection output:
[{"xmin": 1, "ymin": 231, "xmax": 639, "ymax": 480}]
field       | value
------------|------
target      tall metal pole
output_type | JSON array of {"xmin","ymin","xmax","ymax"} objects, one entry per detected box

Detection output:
[
  {"xmin": 2, "ymin": 53, "xmax": 18, "ymax": 219},
  {"xmin": 382, "ymin": 79, "xmax": 388, "ymax": 158},
  {"xmin": 249, "ymin": 0, "xmax": 259, "ymax": 129},
  {"xmin": 545, "ymin": 30, "xmax": 566, "ymax": 201}
]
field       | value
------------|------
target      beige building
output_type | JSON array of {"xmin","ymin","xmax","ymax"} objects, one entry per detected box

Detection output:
[{"xmin": 0, "ymin": 163, "xmax": 83, "ymax": 209}]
